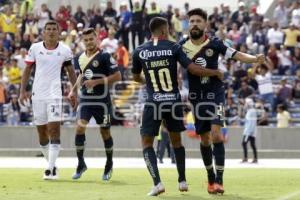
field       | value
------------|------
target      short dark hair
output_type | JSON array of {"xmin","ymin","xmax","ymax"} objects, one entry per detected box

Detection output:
[
  {"xmin": 44, "ymin": 20, "xmax": 59, "ymax": 30},
  {"xmin": 82, "ymin": 28, "xmax": 96, "ymax": 36},
  {"xmin": 187, "ymin": 8, "xmax": 208, "ymax": 21},
  {"xmin": 149, "ymin": 17, "xmax": 168, "ymax": 33}
]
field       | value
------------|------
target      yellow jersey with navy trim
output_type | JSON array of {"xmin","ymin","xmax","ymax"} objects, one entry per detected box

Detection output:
[{"xmin": 179, "ymin": 36, "xmax": 237, "ymax": 92}]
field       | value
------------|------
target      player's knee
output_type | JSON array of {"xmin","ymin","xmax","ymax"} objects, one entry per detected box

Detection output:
[
  {"xmin": 141, "ymin": 136, "xmax": 154, "ymax": 149},
  {"xmin": 76, "ymin": 125, "xmax": 86, "ymax": 134},
  {"xmin": 200, "ymin": 133, "xmax": 211, "ymax": 146},
  {"xmin": 100, "ymin": 127, "xmax": 111, "ymax": 140}
]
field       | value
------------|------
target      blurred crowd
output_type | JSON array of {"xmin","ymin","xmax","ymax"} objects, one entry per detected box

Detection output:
[{"xmin": 0, "ymin": 0, "xmax": 300, "ymax": 127}]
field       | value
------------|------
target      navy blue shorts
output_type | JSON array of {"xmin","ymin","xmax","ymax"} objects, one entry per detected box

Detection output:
[
  {"xmin": 140, "ymin": 103, "xmax": 186, "ymax": 136},
  {"xmin": 78, "ymin": 102, "xmax": 112, "ymax": 128},
  {"xmin": 190, "ymin": 89, "xmax": 225, "ymax": 135}
]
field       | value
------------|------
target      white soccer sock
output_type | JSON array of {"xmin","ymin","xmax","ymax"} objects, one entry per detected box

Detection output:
[
  {"xmin": 40, "ymin": 143, "xmax": 49, "ymax": 162},
  {"xmin": 48, "ymin": 143, "xmax": 61, "ymax": 170}
]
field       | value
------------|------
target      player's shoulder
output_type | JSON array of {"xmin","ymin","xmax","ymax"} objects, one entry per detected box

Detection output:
[
  {"xmin": 58, "ymin": 42, "xmax": 72, "ymax": 52},
  {"xmin": 29, "ymin": 41, "xmax": 43, "ymax": 51},
  {"xmin": 178, "ymin": 35, "xmax": 190, "ymax": 46}
]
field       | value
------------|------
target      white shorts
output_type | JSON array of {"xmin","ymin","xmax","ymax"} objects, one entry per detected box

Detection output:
[{"xmin": 32, "ymin": 99, "xmax": 63, "ymax": 125}]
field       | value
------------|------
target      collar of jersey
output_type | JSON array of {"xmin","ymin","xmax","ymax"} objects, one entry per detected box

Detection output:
[
  {"xmin": 150, "ymin": 36, "xmax": 168, "ymax": 41},
  {"xmin": 84, "ymin": 48, "xmax": 101, "ymax": 58},
  {"xmin": 43, "ymin": 42, "xmax": 59, "ymax": 50}
]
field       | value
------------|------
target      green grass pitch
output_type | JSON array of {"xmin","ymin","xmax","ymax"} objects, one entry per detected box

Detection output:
[{"xmin": 0, "ymin": 169, "xmax": 300, "ymax": 200}]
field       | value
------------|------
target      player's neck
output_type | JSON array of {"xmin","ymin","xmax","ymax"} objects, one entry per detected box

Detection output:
[
  {"xmin": 191, "ymin": 35, "xmax": 206, "ymax": 45},
  {"xmin": 44, "ymin": 40, "xmax": 59, "ymax": 50},
  {"xmin": 86, "ymin": 48, "xmax": 98, "ymax": 57}
]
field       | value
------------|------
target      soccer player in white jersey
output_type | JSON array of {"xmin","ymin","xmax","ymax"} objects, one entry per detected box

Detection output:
[{"xmin": 19, "ymin": 20, "xmax": 77, "ymax": 180}]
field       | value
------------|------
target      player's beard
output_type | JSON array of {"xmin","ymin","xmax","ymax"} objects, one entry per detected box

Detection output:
[{"xmin": 190, "ymin": 27, "xmax": 204, "ymax": 40}]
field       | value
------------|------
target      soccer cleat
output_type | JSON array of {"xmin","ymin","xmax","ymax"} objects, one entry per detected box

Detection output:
[
  {"xmin": 252, "ymin": 159, "xmax": 258, "ymax": 163},
  {"xmin": 43, "ymin": 169, "xmax": 52, "ymax": 180},
  {"xmin": 102, "ymin": 162, "xmax": 113, "ymax": 181},
  {"xmin": 207, "ymin": 183, "xmax": 217, "ymax": 194},
  {"xmin": 51, "ymin": 167, "xmax": 58, "ymax": 180},
  {"xmin": 72, "ymin": 163, "xmax": 87, "ymax": 180},
  {"xmin": 214, "ymin": 183, "xmax": 225, "ymax": 194},
  {"xmin": 178, "ymin": 181, "xmax": 188, "ymax": 192},
  {"xmin": 241, "ymin": 158, "xmax": 248, "ymax": 163},
  {"xmin": 147, "ymin": 182, "xmax": 165, "ymax": 196},
  {"xmin": 43, "ymin": 167, "xmax": 58, "ymax": 180}
]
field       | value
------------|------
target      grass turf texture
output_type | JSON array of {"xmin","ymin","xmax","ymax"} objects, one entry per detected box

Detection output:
[{"xmin": 0, "ymin": 169, "xmax": 300, "ymax": 200}]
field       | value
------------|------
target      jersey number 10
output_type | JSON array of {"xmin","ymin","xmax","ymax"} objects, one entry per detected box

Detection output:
[{"xmin": 149, "ymin": 68, "xmax": 173, "ymax": 92}]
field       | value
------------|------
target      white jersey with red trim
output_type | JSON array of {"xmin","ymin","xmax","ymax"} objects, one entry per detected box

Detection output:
[{"xmin": 25, "ymin": 41, "xmax": 73, "ymax": 100}]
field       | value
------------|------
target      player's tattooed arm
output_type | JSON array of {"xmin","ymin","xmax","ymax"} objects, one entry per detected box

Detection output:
[
  {"xmin": 187, "ymin": 63, "xmax": 224, "ymax": 80},
  {"xmin": 233, "ymin": 52, "xmax": 265, "ymax": 64},
  {"xmin": 83, "ymin": 71, "xmax": 122, "ymax": 88}
]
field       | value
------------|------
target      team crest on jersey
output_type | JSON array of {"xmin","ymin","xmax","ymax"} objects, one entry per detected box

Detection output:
[
  {"xmin": 195, "ymin": 57, "xmax": 207, "ymax": 67},
  {"xmin": 205, "ymin": 49, "xmax": 214, "ymax": 57},
  {"xmin": 57, "ymin": 52, "xmax": 61, "ymax": 56},
  {"xmin": 110, "ymin": 57, "xmax": 116, "ymax": 65},
  {"xmin": 92, "ymin": 60, "xmax": 99, "ymax": 67},
  {"xmin": 84, "ymin": 69, "xmax": 94, "ymax": 79}
]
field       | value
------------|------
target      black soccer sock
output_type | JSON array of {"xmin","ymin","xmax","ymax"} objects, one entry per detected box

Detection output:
[
  {"xmin": 213, "ymin": 142, "xmax": 225, "ymax": 185},
  {"xmin": 75, "ymin": 134, "xmax": 86, "ymax": 165},
  {"xmin": 104, "ymin": 137, "xmax": 113, "ymax": 164},
  {"xmin": 200, "ymin": 143, "xmax": 215, "ymax": 184},
  {"xmin": 173, "ymin": 146, "xmax": 186, "ymax": 182},
  {"xmin": 143, "ymin": 147, "xmax": 161, "ymax": 185}
]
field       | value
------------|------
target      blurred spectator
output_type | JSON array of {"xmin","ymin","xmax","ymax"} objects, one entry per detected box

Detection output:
[
  {"xmin": 171, "ymin": 8, "xmax": 182, "ymax": 41},
  {"xmin": 227, "ymin": 23, "xmax": 241, "ymax": 45},
  {"xmin": 0, "ymin": 80, "xmax": 5, "ymax": 122},
  {"xmin": 209, "ymin": 6, "xmax": 223, "ymax": 32},
  {"xmin": 291, "ymin": 1, "xmax": 300, "ymax": 27},
  {"xmin": 291, "ymin": 44, "xmax": 300, "ymax": 74},
  {"xmin": 104, "ymin": 0, "xmax": 118, "ymax": 22},
  {"xmin": 20, "ymin": 33, "xmax": 32, "ymax": 50},
  {"xmin": 267, "ymin": 22, "xmax": 284, "ymax": 49},
  {"xmin": 225, "ymin": 97, "xmax": 239, "ymax": 126},
  {"xmin": 275, "ymin": 77, "xmax": 292, "ymax": 108},
  {"xmin": 117, "ymin": 2, "xmax": 131, "ymax": 50},
  {"xmin": 241, "ymin": 98, "xmax": 258, "ymax": 163},
  {"xmin": 267, "ymin": 44, "xmax": 279, "ymax": 70},
  {"xmin": 273, "ymin": 0, "xmax": 289, "ymax": 28},
  {"xmin": 238, "ymin": 81, "xmax": 255, "ymax": 101},
  {"xmin": 22, "ymin": 13, "xmax": 39, "ymax": 36},
  {"xmin": 100, "ymin": 29, "xmax": 118, "ymax": 54},
  {"xmin": 36, "ymin": 4, "xmax": 52, "ymax": 32},
  {"xmin": 276, "ymin": 104, "xmax": 291, "ymax": 128},
  {"xmin": 292, "ymin": 69, "xmax": 300, "ymax": 100},
  {"xmin": 74, "ymin": 6, "xmax": 87, "ymax": 27},
  {"xmin": 19, "ymin": 0, "xmax": 34, "ymax": 17},
  {"xmin": 256, "ymin": 98, "xmax": 269, "ymax": 126},
  {"xmin": 232, "ymin": 62, "xmax": 247, "ymax": 90},
  {"xmin": 246, "ymin": 68, "xmax": 258, "ymax": 91},
  {"xmin": 145, "ymin": 1, "xmax": 162, "ymax": 39},
  {"xmin": 282, "ymin": 23, "xmax": 300, "ymax": 55},
  {"xmin": 129, "ymin": 0, "xmax": 146, "ymax": 49},
  {"xmin": 253, "ymin": 63, "xmax": 275, "ymax": 112},
  {"xmin": 277, "ymin": 45, "xmax": 292, "ymax": 75},
  {"xmin": 90, "ymin": 8, "xmax": 105, "ymax": 29},
  {"xmin": 56, "ymin": 5, "xmax": 70, "ymax": 31},
  {"xmin": 0, "ymin": 5, "xmax": 17, "ymax": 38},
  {"xmin": 116, "ymin": 40, "xmax": 129, "ymax": 81},
  {"xmin": 6, "ymin": 94, "xmax": 19, "ymax": 126},
  {"xmin": 231, "ymin": 1, "xmax": 250, "ymax": 28}
]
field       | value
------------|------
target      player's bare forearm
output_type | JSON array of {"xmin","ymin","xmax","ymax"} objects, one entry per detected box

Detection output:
[
  {"xmin": 132, "ymin": 73, "xmax": 146, "ymax": 84},
  {"xmin": 233, "ymin": 52, "xmax": 265, "ymax": 64},
  {"xmin": 20, "ymin": 65, "xmax": 32, "ymax": 93},
  {"xmin": 65, "ymin": 65, "xmax": 78, "ymax": 87},
  {"xmin": 97, "ymin": 71, "xmax": 122, "ymax": 85},
  {"xmin": 71, "ymin": 74, "xmax": 82, "ymax": 92},
  {"xmin": 188, "ymin": 63, "xmax": 222, "ymax": 77}
]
